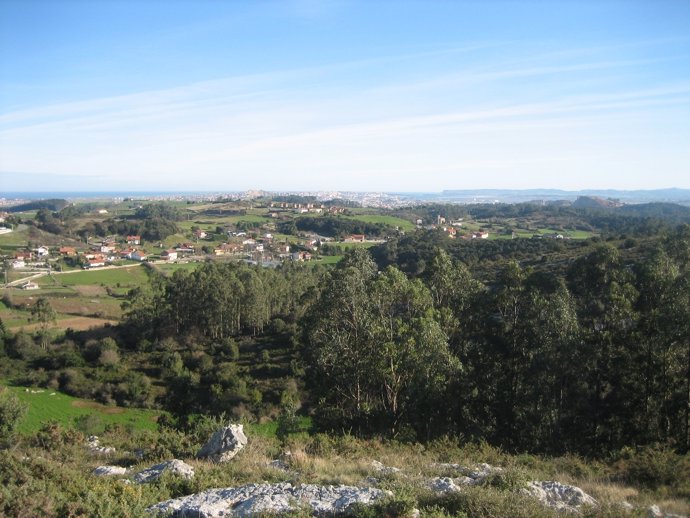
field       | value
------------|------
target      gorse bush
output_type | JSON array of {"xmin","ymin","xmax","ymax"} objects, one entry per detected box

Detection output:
[
  {"xmin": 613, "ymin": 444, "xmax": 690, "ymax": 489},
  {"xmin": 0, "ymin": 387, "xmax": 27, "ymax": 446}
]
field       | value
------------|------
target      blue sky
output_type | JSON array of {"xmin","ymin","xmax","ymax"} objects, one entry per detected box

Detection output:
[{"xmin": 1, "ymin": 0, "xmax": 689, "ymax": 192}]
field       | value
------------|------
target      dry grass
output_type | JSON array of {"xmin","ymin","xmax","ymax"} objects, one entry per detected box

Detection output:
[
  {"xmin": 72, "ymin": 285, "xmax": 108, "ymax": 297},
  {"xmin": 71, "ymin": 400, "xmax": 125, "ymax": 414},
  {"xmin": 9, "ymin": 316, "xmax": 117, "ymax": 332}
]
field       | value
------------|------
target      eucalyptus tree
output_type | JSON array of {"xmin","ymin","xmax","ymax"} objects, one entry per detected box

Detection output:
[
  {"xmin": 567, "ymin": 245, "xmax": 639, "ymax": 453},
  {"xmin": 425, "ymin": 248, "xmax": 483, "ymax": 352},
  {"xmin": 306, "ymin": 248, "xmax": 379, "ymax": 432},
  {"xmin": 306, "ymin": 248, "xmax": 459, "ymax": 438},
  {"xmin": 30, "ymin": 297, "xmax": 57, "ymax": 350}
]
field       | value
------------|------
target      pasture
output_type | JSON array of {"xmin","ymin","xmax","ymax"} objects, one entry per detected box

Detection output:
[
  {"xmin": 4, "ymin": 384, "xmax": 162, "ymax": 434},
  {"xmin": 39, "ymin": 264, "xmax": 149, "ymax": 287},
  {"xmin": 344, "ymin": 213, "xmax": 415, "ymax": 231}
]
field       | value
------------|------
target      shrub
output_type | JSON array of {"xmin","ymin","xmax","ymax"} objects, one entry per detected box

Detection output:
[
  {"xmin": 0, "ymin": 388, "xmax": 27, "ymax": 446},
  {"xmin": 480, "ymin": 468, "xmax": 530, "ymax": 492},
  {"xmin": 74, "ymin": 413, "xmax": 105, "ymax": 436},
  {"xmin": 34, "ymin": 421, "xmax": 83, "ymax": 449},
  {"xmin": 614, "ymin": 444, "xmax": 689, "ymax": 489},
  {"xmin": 98, "ymin": 348, "xmax": 120, "ymax": 368},
  {"xmin": 347, "ymin": 490, "xmax": 417, "ymax": 518}
]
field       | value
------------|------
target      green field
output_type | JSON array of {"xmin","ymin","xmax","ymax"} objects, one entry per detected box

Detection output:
[
  {"xmin": 155, "ymin": 262, "xmax": 204, "ymax": 274},
  {"xmin": 5, "ymin": 384, "xmax": 162, "ymax": 434},
  {"xmin": 333, "ymin": 241, "xmax": 378, "ymax": 249},
  {"xmin": 314, "ymin": 255, "xmax": 343, "ymax": 265},
  {"xmin": 344, "ymin": 214, "xmax": 415, "ymax": 231},
  {"xmin": 38, "ymin": 265, "xmax": 149, "ymax": 287},
  {"xmin": 0, "ymin": 228, "xmax": 31, "ymax": 248}
]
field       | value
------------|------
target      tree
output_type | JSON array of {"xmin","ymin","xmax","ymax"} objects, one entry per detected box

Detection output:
[
  {"xmin": 567, "ymin": 245, "xmax": 639, "ymax": 453},
  {"xmin": 30, "ymin": 298, "xmax": 56, "ymax": 350},
  {"xmin": 306, "ymin": 249, "xmax": 460, "ymax": 438}
]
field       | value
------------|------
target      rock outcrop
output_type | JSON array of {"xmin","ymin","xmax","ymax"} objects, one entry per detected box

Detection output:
[
  {"xmin": 428, "ymin": 477, "xmax": 463, "ymax": 493},
  {"xmin": 133, "ymin": 459, "xmax": 195, "ymax": 484},
  {"xmin": 647, "ymin": 504, "xmax": 687, "ymax": 518},
  {"xmin": 148, "ymin": 482, "xmax": 387, "ymax": 517},
  {"xmin": 371, "ymin": 460, "xmax": 401, "ymax": 475},
  {"xmin": 196, "ymin": 424, "xmax": 247, "ymax": 463},
  {"xmin": 92, "ymin": 465, "xmax": 128, "ymax": 476},
  {"xmin": 87, "ymin": 436, "xmax": 116, "ymax": 455},
  {"xmin": 428, "ymin": 462, "xmax": 501, "ymax": 492},
  {"xmin": 522, "ymin": 481, "xmax": 597, "ymax": 513}
]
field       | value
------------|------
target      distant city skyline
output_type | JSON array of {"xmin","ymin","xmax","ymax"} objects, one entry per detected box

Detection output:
[{"xmin": 1, "ymin": 1, "xmax": 689, "ymax": 192}]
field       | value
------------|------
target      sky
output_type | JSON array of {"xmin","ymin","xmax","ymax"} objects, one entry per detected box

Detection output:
[{"xmin": 1, "ymin": 0, "xmax": 689, "ymax": 193}]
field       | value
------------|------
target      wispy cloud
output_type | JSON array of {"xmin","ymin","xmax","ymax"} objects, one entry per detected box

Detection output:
[{"xmin": 1, "ymin": 41, "xmax": 689, "ymax": 190}]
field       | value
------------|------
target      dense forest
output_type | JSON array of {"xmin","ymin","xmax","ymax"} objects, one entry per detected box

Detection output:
[
  {"xmin": 119, "ymin": 222, "xmax": 690, "ymax": 455},
  {"xmin": 4, "ymin": 223, "xmax": 689, "ymax": 460}
]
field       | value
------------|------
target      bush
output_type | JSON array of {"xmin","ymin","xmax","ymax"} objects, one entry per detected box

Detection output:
[
  {"xmin": 98, "ymin": 348, "xmax": 120, "ymax": 368},
  {"xmin": 74, "ymin": 413, "xmax": 106, "ymax": 436},
  {"xmin": 480, "ymin": 468, "xmax": 529, "ymax": 492},
  {"xmin": 614, "ymin": 444, "xmax": 689, "ymax": 489},
  {"xmin": 347, "ymin": 490, "xmax": 417, "ymax": 518},
  {"xmin": 33, "ymin": 421, "xmax": 83, "ymax": 449},
  {"xmin": 0, "ymin": 388, "xmax": 27, "ymax": 446}
]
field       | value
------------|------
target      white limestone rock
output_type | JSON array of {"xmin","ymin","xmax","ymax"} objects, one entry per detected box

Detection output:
[
  {"xmin": 468, "ymin": 462, "xmax": 503, "ymax": 482},
  {"xmin": 197, "ymin": 423, "xmax": 247, "ymax": 463},
  {"xmin": 522, "ymin": 481, "xmax": 597, "ymax": 513},
  {"xmin": 268, "ymin": 459, "xmax": 290, "ymax": 471},
  {"xmin": 431, "ymin": 462, "xmax": 501, "ymax": 484},
  {"xmin": 133, "ymin": 459, "xmax": 195, "ymax": 484},
  {"xmin": 147, "ymin": 482, "xmax": 388, "ymax": 517},
  {"xmin": 648, "ymin": 504, "xmax": 687, "ymax": 518},
  {"xmin": 92, "ymin": 465, "xmax": 128, "ymax": 476},
  {"xmin": 428, "ymin": 477, "xmax": 462, "ymax": 493},
  {"xmin": 372, "ymin": 460, "xmax": 401, "ymax": 475},
  {"xmin": 86, "ymin": 435, "xmax": 116, "ymax": 455}
]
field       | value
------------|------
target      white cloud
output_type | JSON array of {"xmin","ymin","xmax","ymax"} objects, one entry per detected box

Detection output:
[{"xmin": 1, "ymin": 45, "xmax": 689, "ymax": 191}]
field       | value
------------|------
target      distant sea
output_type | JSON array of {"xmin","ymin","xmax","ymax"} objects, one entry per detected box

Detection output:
[{"xmin": 1, "ymin": 191, "xmax": 224, "ymax": 200}]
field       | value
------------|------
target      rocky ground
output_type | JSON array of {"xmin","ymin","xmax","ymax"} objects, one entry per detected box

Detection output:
[{"xmin": 81, "ymin": 424, "xmax": 688, "ymax": 518}]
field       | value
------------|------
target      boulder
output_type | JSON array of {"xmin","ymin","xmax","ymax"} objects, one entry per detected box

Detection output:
[
  {"xmin": 92, "ymin": 465, "xmax": 128, "ymax": 476},
  {"xmin": 522, "ymin": 481, "xmax": 597, "ymax": 513},
  {"xmin": 197, "ymin": 424, "xmax": 247, "ymax": 463},
  {"xmin": 147, "ymin": 482, "xmax": 387, "ymax": 517},
  {"xmin": 133, "ymin": 459, "xmax": 195, "ymax": 484}
]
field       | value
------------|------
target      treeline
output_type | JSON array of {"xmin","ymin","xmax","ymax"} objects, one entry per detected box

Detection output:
[
  {"xmin": 4, "ymin": 223, "xmax": 690, "ymax": 457},
  {"xmin": 78, "ymin": 203, "xmax": 182, "ymax": 241},
  {"xmin": 8, "ymin": 199, "xmax": 69, "ymax": 213},
  {"xmin": 29, "ymin": 202, "xmax": 182, "ymax": 241},
  {"xmin": 399, "ymin": 202, "xmax": 690, "ymax": 237},
  {"xmin": 306, "ymin": 227, "xmax": 690, "ymax": 455},
  {"xmin": 370, "ymin": 229, "xmax": 586, "ymax": 277},
  {"xmin": 123, "ymin": 261, "xmax": 324, "ymax": 341},
  {"xmin": 116, "ymin": 226, "xmax": 690, "ymax": 456},
  {"xmin": 277, "ymin": 215, "xmax": 395, "ymax": 238}
]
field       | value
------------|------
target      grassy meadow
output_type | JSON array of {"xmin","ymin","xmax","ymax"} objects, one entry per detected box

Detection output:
[{"xmin": 5, "ymin": 384, "xmax": 161, "ymax": 434}]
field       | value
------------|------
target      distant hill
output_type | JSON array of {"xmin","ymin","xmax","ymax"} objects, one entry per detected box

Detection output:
[
  {"xmin": 7, "ymin": 198, "xmax": 70, "ymax": 213},
  {"xmin": 572, "ymin": 196, "xmax": 622, "ymax": 209},
  {"xmin": 616, "ymin": 202, "xmax": 690, "ymax": 221},
  {"xmin": 426, "ymin": 188, "xmax": 690, "ymax": 205}
]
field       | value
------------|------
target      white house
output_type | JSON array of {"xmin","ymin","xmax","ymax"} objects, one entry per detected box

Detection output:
[{"xmin": 161, "ymin": 250, "xmax": 178, "ymax": 261}]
